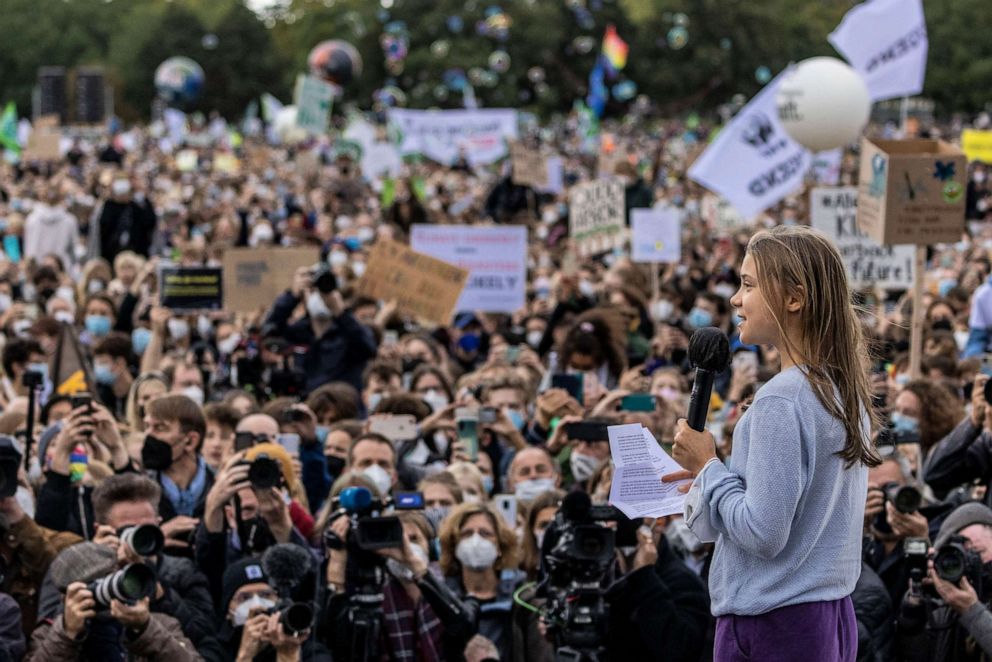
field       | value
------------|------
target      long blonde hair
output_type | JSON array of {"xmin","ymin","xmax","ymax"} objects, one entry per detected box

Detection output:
[{"xmin": 747, "ymin": 226, "xmax": 881, "ymax": 468}]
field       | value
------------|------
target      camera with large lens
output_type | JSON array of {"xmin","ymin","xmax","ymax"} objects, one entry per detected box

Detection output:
[
  {"xmin": 246, "ymin": 455, "xmax": 283, "ymax": 490},
  {"xmin": 311, "ymin": 263, "xmax": 337, "ymax": 294},
  {"xmin": 88, "ymin": 563, "xmax": 157, "ymax": 607},
  {"xmin": 874, "ymin": 481, "xmax": 922, "ymax": 534},
  {"xmin": 934, "ymin": 535, "xmax": 984, "ymax": 592},
  {"xmin": 119, "ymin": 524, "xmax": 164, "ymax": 557}
]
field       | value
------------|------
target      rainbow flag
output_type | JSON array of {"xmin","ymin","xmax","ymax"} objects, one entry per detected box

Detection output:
[{"xmin": 602, "ymin": 25, "xmax": 628, "ymax": 72}]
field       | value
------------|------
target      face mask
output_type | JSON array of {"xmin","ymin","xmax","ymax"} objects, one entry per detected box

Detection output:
[
  {"xmin": 891, "ymin": 412, "xmax": 920, "ymax": 435},
  {"xmin": 54, "ymin": 310, "xmax": 75, "ymax": 325},
  {"xmin": 167, "ymin": 318, "xmax": 190, "ymax": 340},
  {"xmin": 422, "ymin": 390, "xmax": 449, "ymax": 413},
  {"xmin": 367, "ymin": 392, "xmax": 384, "ymax": 413},
  {"xmin": 94, "ymin": 362, "xmax": 116, "ymax": 386},
  {"xmin": 455, "ymin": 533, "xmax": 499, "ymax": 570},
  {"xmin": 526, "ymin": 330, "xmax": 543, "ymax": 349},
  {"xmin": 424, "ymin": 506, "xmax": 450, "ymax": 534},
  {"xmin": 306, "ymin": 291, "xmax": 332, "ymax": 319},
  {"xmin": 895, "ymin": 373, "xmax": 911, "ymax": 387},
  {"xmin": 658, "ymin": 386, "xmax": 681, "ymax": 403},
  {"xmin": 956, "ymin": 330, "xmax": 970, "ymax": 352},
  {"xmin": 535, "ymin": 530, "xmax": 546, "ymax": 550},
  {"xmin": 938, "ymin": 279, "xmax": 957, "ymax": 297},
  {"xmin": 352, "ymin": 262, "xmax": 367, "ymax": 277},
  {"xmin": 570, "ymin": 452, "xmax": 602, "ymax": 482},
  {"xmin": 975, "ymin": 171, "xmax": 988, "ymax": 184},
  {"xmin": 56, "ymin": 286, "xmax": 75, "ymax": 302},
  {"xmin": 85, "ymin": 314, "xmax": 112, "ymax": 337},
  {"xmin": 315, "ymin": 425, "xmax": 330, "ymax": 445},
  {"xmin": 325, "ymin": 454, "xmax": 346, "ymax": 479},
  {"xmin": 197, "ymin": 315, "xmax": 213, "ymax": 338},
  {"xmin": 687, "ymin": 307, "xmax": 713, "ymax": 329},
  {"xmin": 328, "ymin": 251, "xmax": 348, "ymax": 268},
  {"xmin": 506, "ymin": 409, "xmax": 526, "ymax": 431},
  {"xmin": 931, "ymin": 319, "xmax": 953, "ymax": 332},
  {"xmin": 182, "ymin": 385, "xmax": 205, "ymax": 406},
  {"xmin": 250, "ymin": 225, "xmax": 274, "ymax": 246},
  {"xmin": 218, "ymin": 333, "xmax": 242, "ymax": 356},
  {"xmin": 361, "ymin": 464, "xmax": 393, "ymax": 497},
  {"xmin": 0, "ymin": 293, "xmax": 11, "ymax": 313},
  {"xmin": 515, "ymin": 477, "xmax": 556, "ymax": 501},
  {"xmin": 232, "ymin": 595, "xmax": 277, "ymax": 627},
  {"xmin": 401, "ymin": 357, "xmax": 425, "ymax": 374},
  {"xmin": 142, "ymin": 435, "xmax": 175, "ymax": 472},
  {"xmin": 87, "ymin": 279, "xmax": 106, "ymax": 295},
  {"xmin": 357, "ymin": 226, "xmax": 375, "ymax": 243},
  {"xmin": 131, "ymin": 328, "xmax": 152, "ymax": 355},
  {"xmin": 27, "ymin": 362, "xmax": 49, "ymax": 382},
  {"xmin": 578, "ymin": 280, "xmax": 596, "ymax": 298},
  {"xmin": 13, "ymin": 319, "xmax": 32, "ymax": 339},
  {"xmin": 481, "ymin": 474, "xmax": 494, "ymax": 496},
  {"xmin": 652, "ymin": 300, "xmax": 675, "ymax": 322},
  {"xmin": 111, "ymin": 180, "xmax": 131, "ymax": 197},
  {"xmin": 15, "ymin": 485, "xmax": 35, "ymax": 520}
]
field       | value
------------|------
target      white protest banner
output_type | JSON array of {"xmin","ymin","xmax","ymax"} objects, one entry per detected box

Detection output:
[
  {"xmin": 387, "ymin": 108, "xmax": 517, "ymax": 166},
  {"xmin": 631, "ymin": 208, "xmax": 681, "ymax": 264},
  {"xmin": 293, "ymin": 74, "xmax": 335, "ymax": 135},
  {"xmin": 688, "ymin": 71, "xmax": 811, "ymax": 219},
  {"xmin": 410, "ymin": 225, "xmax": 527, "ymax": 313},
  {"xmin": 361, "ymin": 142, "xmax": 403, "ymax": 180},
  {"xmin": 810, "ymin": 186, "xmax": 914, "ymax": 290},
  {"xmin": 569, "ymin": 178, "xmax": 625, "ymax": 257},
  {"xmin": 828, "ymin": 0, "xmax": 927, "ymax": 102}
]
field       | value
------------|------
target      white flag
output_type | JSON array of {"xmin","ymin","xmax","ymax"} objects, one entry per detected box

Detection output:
[
  {"xmin": 688, "ymin": 72, "xmax": 811, "ymax": 219},
  {"xmin": 828, "ymin": 0, "xmax": 927, "ymax": 102}
]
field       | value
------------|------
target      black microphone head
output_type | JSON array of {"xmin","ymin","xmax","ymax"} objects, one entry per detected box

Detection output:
[
  {"xmin": 688, "ymin": 327, "xmax": 731, "ymax": 372},
  {"xmin": 261, "ymin": 543, "xmax": 314, "ymax": 592},
  {"xmin": 560, "ymin": 490, "xmax": 592, "ymax": 523}
]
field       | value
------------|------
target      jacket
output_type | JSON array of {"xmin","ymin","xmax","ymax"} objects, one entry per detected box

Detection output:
[
  {"xmin": 0, "ymin": 595, "xmax": 25, "ymax": 662},
  {"xmin": 89, "ymin": 198, "xmax": 157, "ymax": 262},
  {"xmin": 34, "ymin": 472, "xmax": 95, "ymax": 539},
  {"xmin": 924, "ymin": 418, "xmax": 992, "ymax": 499},
  {"xmin": 851, "ymin": 562, "xmax": 894, "ymax": 662},
  {"xmin": 604, "ymin": 536, "xmax": 711, "ymax": 662},
  {"xmin": 26, "ymin": 611, "xmax": 201, "ymax": 662},
  {"xmin": 264, "ymin": 293, "xmax": 378, "ymax": 395},
  {"xmin": 154, "ymin": 463, "xmax": 216, "ymax": 523}
]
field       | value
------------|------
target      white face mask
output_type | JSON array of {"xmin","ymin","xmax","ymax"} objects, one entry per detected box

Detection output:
[
  {"xmin": 352, "ymin": 262, "xmax": 367, "ymax": 278},
  {"xmin": 357, "ymin": 226, "xmax": 375, "ymax": 243},
  {"xmin": 306, "ymin": 291, "xmax": 332, "ymax": 320},
  {"xmin": 361, "ymin": 464, "xmax": 393, "ymax": 498},
  {"xmin": 232, "ymin": 595, "xmax": 277, "ymax": 627},
  {"xmin": 712, "ymin": 284, "xmax": 736, "ymax": 300},
  {"xmin": 53, "ymin": 310, "xmax": 75, "ymax": 325},
  {"xmin": 111, "ymin": 180, "xmax": 131, "ymax": 197},
  {"xmin": 328, "ymin": 251, "xmax": 349, "ymax": 268},
  {"xmin": 652, "ymin": 300, "xmax": 675, "ymax": 322},
  {"xmin": 526, "ymin": 330, "xmax": 543, "ymax": 349},
  {"xmin": 514, "ymin": 476, "xmax": 556, "ymax": 501},
  {"xmin": 197, "ymin": 315, "xmax": 213, "ymax": 338},
  {"xmin": 167, "ymin": 318, "xmax": 190, "ymax": 340},
  {"xmin": 250, "ymin": 225, "xmax": 274, "ymax": 246},
  {"xmin": 570, "ymin": 452, "xmax": 602, "ymax": 482},
  {"xmin": 182, "ymin": 385, "xmax": 205, "ymax": 406},
  {"xmin": 218, "ymin": 333, "xmax": 242, "ymax": 356},
  {"xmin": 578, "ymin": 280, "xmax": 596, "ymax": 298},
  {"xmin": 455, "ymin": 533, "xmax": 499, "ymax": 570},
  {"xmin": 55, "ymin": 286, "xmax": 75, "ymax": 302},
  {"xmin": 422, "ymin": 389, "xmax": 450, "ymax": 413}
]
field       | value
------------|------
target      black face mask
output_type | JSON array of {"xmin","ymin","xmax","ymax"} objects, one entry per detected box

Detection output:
[
  {"xmin": 932, "ymin": 319, "xmax": 954, "ymax": 332},
  {"xmin": 141, "ymin": 435, "xmax": 174, "ymax": 472},
  {"xmin": 325, "ymin": 455, "xmax": 346, "ymax": 480},
  {"xmin": 401, "ymin": 356, "xmax": 425, "ymax": 374}
]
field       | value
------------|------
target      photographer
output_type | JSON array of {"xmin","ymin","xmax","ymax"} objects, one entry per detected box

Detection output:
[
  {"xmin": 212, "ymin": 558, "xmax": 330, "ymax": 662},
  {"xmin": 264, "ymin": 265, "xmax": 378, "ymax": 395},
  {"xmin": 27, "ymin": 543, "xmax": 198, "ymax": 661},
  {"xmin": 924, "ymin": 374, "xmax": 992, "ymax": 500},
  {"xmin": 897, "ymin": 502, "xmax": 992, "ymax": 661}
]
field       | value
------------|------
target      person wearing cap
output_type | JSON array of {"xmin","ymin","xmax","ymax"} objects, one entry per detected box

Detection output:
[
  {"xmin": 27, "ymin": 543, "xmax": 199, "ymax": 661},
  {"xmin": 210, "ymin": 558, "xmax": 329, "ymax": 662},
  {"xmin": 898, "ymin": 501, "xmax": 992, "ymax": 661}
]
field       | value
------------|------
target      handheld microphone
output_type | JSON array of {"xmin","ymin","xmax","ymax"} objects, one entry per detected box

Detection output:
[{"xmin": 686, "ymin": 327, "xmax": 731, "ymax": 432}]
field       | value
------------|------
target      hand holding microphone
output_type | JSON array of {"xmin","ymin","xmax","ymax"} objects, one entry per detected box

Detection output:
[{"xmin": 668, "ymin": 328, "xmax": 730, "ymax": 481}]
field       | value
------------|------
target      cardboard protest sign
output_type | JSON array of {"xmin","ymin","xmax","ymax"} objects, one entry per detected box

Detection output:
[
  {"xmin": 410, "ymin": 225, "xmax": 527, "ymax": 313},
  {"xmin": 22, "ymin": 131, "xmax": 61, "ymax": 161},
  {"xmin": 856, "ymin": 138, "xmax": 967, "ymax": 245},
  {"xmin": 357, "ymin": 239, "xmax": 468, "ymax": 325},
  {"xmin": 631, "ymin": 208, "xmax": 681, "ymax": 264},
  {"xmin": 962, "ymin": 129, "xmax": 992, "ymax": 164},
  {"xmin": 159, "ymin": 267, "xmax": 223, "ymax": 311},
  {"xmin": 510, "ymin": 142, "xmax": 548, "ymax": 188},
  {"xmin": 811, "ymin": 187, "xmax": 914, "ymax": 290},
  {"xmin": 569, "ymin": 178, "xmax": 625, "ymax": 257},
  {"xmin": 222, "ymin": 248, "xmax": 319, "ymax": 314},
  {"xmin": 293, "ymin": 74, "xmax": 335, "ymax": 135}
]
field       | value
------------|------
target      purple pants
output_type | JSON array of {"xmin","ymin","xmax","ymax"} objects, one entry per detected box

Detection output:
[{"xmin": 714, "ymin": 597, "xmax": 857, "ymax": 662}]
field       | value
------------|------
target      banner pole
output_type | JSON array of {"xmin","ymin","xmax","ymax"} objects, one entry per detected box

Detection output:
[{"xmin": 909, "ymin": 245, "xmax": 926, "ymax": 379}]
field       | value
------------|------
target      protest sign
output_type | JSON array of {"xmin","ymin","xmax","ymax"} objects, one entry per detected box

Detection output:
[
  {"xmin": 828, "ymin": 0, "xmax": 927, "ymax": 103},
  {"xmin": 810, "ymin": 186, "xmax": 914, "ymax": 290},
  {"xmin": 361, "ymin": 142, "xmax": 403, "ymax": 180},
  {"xmin": 962, "ymin": 129, "xmax": 992, "ymax": 164},
  {"xmin": 539, "ymin": 156, "xmax": 564, "ymax": 194},
  {"xmin": 222, "ymin": 248, "xmax": 319, "ymax": 314},
  {"xmin": 410, "ymin": 225, "xmax": 527, "ymax": 313},
  {"xmin": 357, "ymin": 239, "xmax": 468, "ymax": 325},
  {"xmin": 509, "ymin": 142, "xmax": 548, "ymax": 188},
  {"xmin": 631, "ymin": 208, "xmax": 681, "ymax": 264},
  {"xmin": 569, "ymin": 178, "xmax": 625, "ymax": 257},
  {"xmin": 159, "ymin": 267, "xmax": 223, "ymax": 311},
  {"xmin": 293, "ymin": 74, "xmax": 335, "ymax": 135},
  {"xmin": 688, "ymin": 71, "xmax": 811, "ymax": 219},
  {"xmin": 387, "ymin": 108, "xmax": 517, "ymax": 166},
  {"xmin": 22, "ymin": 131, "xmax": 60, "ymax": 161},
  {"xmin": 856, "ymin": 138, "xmax": 967, "ymax": 245}
]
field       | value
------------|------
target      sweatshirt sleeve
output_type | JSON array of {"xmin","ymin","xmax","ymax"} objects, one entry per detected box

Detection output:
[{"xmin": 698, "ymin": 394, "xmax": 805, "ymax": 560}]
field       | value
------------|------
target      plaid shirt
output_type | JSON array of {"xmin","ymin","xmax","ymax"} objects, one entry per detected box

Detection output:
[{"xmin": 382, "ymin": 576, "xmax": 446, "ymax": 662}]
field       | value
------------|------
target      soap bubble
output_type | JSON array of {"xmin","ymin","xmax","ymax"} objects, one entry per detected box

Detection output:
[{"xmin": 488, "ymin": 50, "xmax": 511, "ymax": 73}]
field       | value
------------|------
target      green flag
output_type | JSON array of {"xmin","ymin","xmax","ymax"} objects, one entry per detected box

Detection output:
[{"xmin": 0, "ymin": 103, "xmax": 19, "ymax": 154}]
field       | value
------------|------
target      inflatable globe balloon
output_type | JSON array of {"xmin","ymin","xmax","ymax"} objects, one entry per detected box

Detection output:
[
  {"xmin": 776, "ymin": 57, "xmax": 870, "ymax": 153},
  {"xmin": 308, "ymin": 40, "xmax": 363, "ymax": 87},
  {"xmin": 154, "ymin": 57, "xmax": 204, "ymax": 106},
  {"xmin": 274, "ymin": 106, "xmax": 308, "ymax": 145}
]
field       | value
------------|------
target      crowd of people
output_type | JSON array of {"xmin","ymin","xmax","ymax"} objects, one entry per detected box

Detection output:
[{"xmin": 0, "ymin": 107, "xmax": 988, "ymax": 661}]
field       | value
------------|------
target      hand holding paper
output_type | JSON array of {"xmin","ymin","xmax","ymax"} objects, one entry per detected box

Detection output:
[{"xmin": 607, "ymin": 423, "xmax": 691, "ymax": 519}]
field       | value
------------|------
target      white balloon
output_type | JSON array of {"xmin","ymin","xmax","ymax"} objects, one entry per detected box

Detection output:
[
  {"xmin": 274, "ymin": 105, "xmax": 308, "ymax": 145},
  {"xmin": 776, "ymin": 57, "xmax": 870, "ymax": 153}
]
